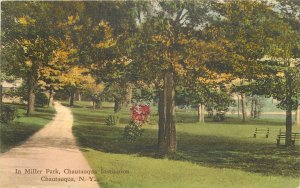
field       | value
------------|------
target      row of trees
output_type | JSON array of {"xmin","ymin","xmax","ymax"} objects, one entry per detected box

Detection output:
[{"xmin": 1, "ymin": 0, "xmax": 300, "ymax": 153}]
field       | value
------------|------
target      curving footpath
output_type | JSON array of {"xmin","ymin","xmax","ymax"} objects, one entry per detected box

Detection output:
[{"xmin": 0, "ymin": 102, "xmax": 100, "ymax": 188}]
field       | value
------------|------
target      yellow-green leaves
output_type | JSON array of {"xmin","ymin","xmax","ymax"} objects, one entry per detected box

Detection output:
[
  {"xmin": 94, "ymin": 21, "xmax": 117, "ymax": 49},
  {"xmin": 17, "ymin": 16, "xmax": 36, "ymax": 26}
]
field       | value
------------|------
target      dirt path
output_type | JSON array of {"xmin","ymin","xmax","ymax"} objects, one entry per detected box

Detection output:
[{"xmin": 0, "ymin": 102, "xmax": 100, "ymax": 188}]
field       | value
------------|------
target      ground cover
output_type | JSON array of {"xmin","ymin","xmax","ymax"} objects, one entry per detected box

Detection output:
[
  {"xmin": 68, "ymin": 101, "xmax": 300, "ymax": 188},
  {"xmin": 0, "ymin": 103, "xmax": 56, "ymax": 153}
]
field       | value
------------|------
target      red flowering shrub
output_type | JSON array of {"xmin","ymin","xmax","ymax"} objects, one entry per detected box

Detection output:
[
  {"xmin": 130, "ymin": 104, "xmax": 150, "ymax": 124},
  {"xmin": 124, "ymin": 104, "xmax": 150, "ymax": 142}
]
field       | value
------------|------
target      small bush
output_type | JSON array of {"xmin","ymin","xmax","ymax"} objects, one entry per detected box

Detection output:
[
  {"xmin": 35, "ymin": 92, "xmax": 49, "ymax": 107},
  {"xmin": 105, "ymin": 115, "xmax": 119, "ymax": 126},
  {"xmin": 123, "ymin": 104, "xmax": 150, "ymax": 142},
  {"xmin": 1, "ymin": 105, "xmax": 19, "ymax": 124},
  {"xmin": 213, "ymin": 111, "xmax": 225, "ymax": 122},
  {"xmin": 123, "ymin": 120, "xmax": 143, "ymax": 142}
]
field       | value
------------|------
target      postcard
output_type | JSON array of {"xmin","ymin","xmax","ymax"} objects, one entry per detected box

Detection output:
[{"xmin": 0, "ymin": 1, "xmax": 299, "ymax": 188}]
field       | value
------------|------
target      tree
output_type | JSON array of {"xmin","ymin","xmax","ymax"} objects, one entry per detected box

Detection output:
[
  {"xmin": 2, "ymin": 2, "xmax": 55, "ymax": 114},
  {"xmin": 1, "ymin": 2, "xmax": 83, "ymax": 114},
  {"xmin": 176, "ymin": 70, "xmax": 234, "ymax": 123},
  {"xmin": 210, "ymin": 0, "xmax": 281, "ymax": 122},
  {"xmin": 265, "ymin": 21, "xmax": 300, "ymax": 145},
  {"xmin": 130, "ymin": 1, "xmax": 237, "ymax": 154},
  {"xmin": 58, "ymin": 66, "xmax": 94, "ymax": 107},
  {"xmin": 82, "ymin": 80, "xmax": 105, "ymax": 109},
  {"xmin": 274, "ymin": 0, "xmax": 300, "ymax": 139},
  {"xmin": 75, "ymin": 2, "xmax": 140, "ymax": 113},
  {"xmin": 249, "ymin": 95, "xmax": 265, "ymax": 119}
]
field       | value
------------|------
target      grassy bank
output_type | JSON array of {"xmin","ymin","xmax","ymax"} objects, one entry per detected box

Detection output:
[
  {"xmin": 0, "ymin": 103, "xmax": 56, "ymax": 153},
  {"xmin": 68, "ymin": 101, "xmax": 300, "ymax": 188}
]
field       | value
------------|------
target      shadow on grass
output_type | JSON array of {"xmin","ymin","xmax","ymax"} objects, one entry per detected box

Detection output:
[
  {"xmin": 73, "ymin": 112, "xmax": 299, "ymax": 178},
  {"xmin": 35, "ymin": 107, "xmax": 56, "ymax": 114},
  {"xmin": 69, "ymin": 101, "xmax": 298, "ymax": 177},
  {"xmin": 85, "ymin": 106, "xmax": 115, "ymax": 110},
  {"xmin": 0, "ymin": 105, "xmax": 56, "ymax": 153},
  {"xmin": 176, "ymin": 133, "xmax": 299, "ymax": 177}
]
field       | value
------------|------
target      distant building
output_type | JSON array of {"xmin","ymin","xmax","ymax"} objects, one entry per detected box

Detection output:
[{"xmin": 1, "ymin": 79, "xmax": 23, "ymax": 103}]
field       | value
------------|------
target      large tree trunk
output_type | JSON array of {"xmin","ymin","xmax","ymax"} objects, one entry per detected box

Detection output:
[
  {"xmin": 48, "ymin": 89, "xmax": 54, "ymax": 107},
  {"xmin": 197, "ymin": 103, "xmax": 205, "ymax": 123},
  {"xmin": 158, "ymin": 70, "xmax": 176, "ymax": 154},
  {"xmin": 165, "ymin": 70, "xmax": 176, "ymax": 153},
  {"xmin": 27, "ymin": 81, "xmax": 35, "ymax": 115},
  {"xmin": 241, "ymin": 93, "xmax": 247, "ymax": 122},
  {"xmin": 285, "ymin": 72, "xmax": 292, "ymax": 146},
  {"xmin": 27, "ymin": 63, "xmax": 38, "ymax": 115},
  {"xmin": 69, "ymin": 91, "xmax": 75, "ymax": 107},
  {"xmin": 158, "ymin": 89, "xmax": 167, "ymax": 153},
  {"xmin": 296, "ymin": 105, "xmax": 300, "ymax": 126}
]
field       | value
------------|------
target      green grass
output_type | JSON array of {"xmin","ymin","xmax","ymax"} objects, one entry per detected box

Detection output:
[
  {"xmin": 85, "ymin": 149, "xmax": 298, "ymax": 188},
  {"xmin": 67, "ymin": 101, "xmax": 300, "ymax": 188},
  {"xmin": 0, "ymin": 103, "xmax": 56, "ymax": 153}
]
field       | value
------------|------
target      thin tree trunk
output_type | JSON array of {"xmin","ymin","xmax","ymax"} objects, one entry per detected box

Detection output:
[
  {"xmin": 125, "ymin": 83, "xmax": 132, "ymax": 107},
  {"xmin": 197, "ymin": 103, "xmax": 205, "ymax": 123},
  {"xmin": 237, "ymin": 95, "xmax": 240, "ymax": 118},
  {"xmin": 197, "ymin": 103, "xmax": 201, "ymax": 122},
  {"xmin": 201, "ymin": 104, "xmax": 205, "ymax": 123},
  {"xmin": 241, "ymin": 93, "xmax": 247, "ymax": 122},
  {"xmin": 48, "ymin": 89, "xmax": 53, "ymax": 107},
  {"xmin": 114, "ymin": 97, "xmax": 121, "ymax": 113},
  {"xmin": 296, "ymin": 106, "xmax": 300, "ymax": 126},
  {"xmin": 250, "ymin": 95, "xmax": 254, "ymax": 118},
  {"xmin": 254, "ymin": 98, "xmax": 258, "ymax": 119},
  {"xmin": 95, "ymin": 100, "xmax": 101, "ymax": 109},
  {"xmin": 78, "ymin": 92, "xmax": 81, "ymax": 101},
  {"xmin": 0, "ymin": 85, "xmax": 2, "ymax": 116},
  {"xmin": 69, "ymin": 91, "xmax": 75, "ymax": 107},
  {"xmin": 285, "ymin": 71, "xmax": 292, "ymax": 146}
]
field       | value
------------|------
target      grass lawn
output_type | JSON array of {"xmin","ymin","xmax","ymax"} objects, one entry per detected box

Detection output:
[
  {"xmin": 0, "ymin": 103, "xmax": 56, "ymax": 153},
  {"xmin": 67, "ymin": 101, "xmax": 300, "ymax": 188}
]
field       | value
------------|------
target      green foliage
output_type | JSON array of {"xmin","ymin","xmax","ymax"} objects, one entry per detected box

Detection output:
[
  {"xmin": 7, "ymin": 84, "xmax": 49, "ymax": 107},
  {"xmin": 205, "ymin": 91, "xmax": 234, "ymax": 121},
  {"xmin": 213, "ymin": 111, "xmax": 225, "ymax": 122},
  {"xmin": 35, "ymin": 92, "xmax": 49, "ymax": 107},
  {"xmin": 70, "ymin": 101, "xmax": 300, "ymax": 187},
  {"xmin": 244, "ymin": 67, "xmax": 300, "ymax": 112},
  {"xmin": 105, "ymin": 114, "xmax": 119, "ymax": 126},
  {"xmin": 123, "ymin": 120, "xmax": 143, "ymax": 142},
  {"xmin": 1, "ymin": 105, "xmax": 19, "ymax": 124},
  {"xmin": 132, "ymin": 87, "xmax": 155, "ymax": 104},
  {"xmin": 248, "ymin": 95, "xmax": 265, "ymax": 119},
  {"xmin": 0, "ymin": 104, "xmax": 56, "ymax": 153}
]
